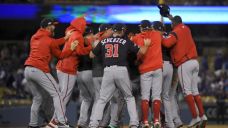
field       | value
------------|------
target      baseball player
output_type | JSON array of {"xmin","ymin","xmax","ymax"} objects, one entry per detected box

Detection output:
[
  {"xmin": 152, "ymin": 21, "xmax": 183, "ymax": 128},
  {"xmin": 92, "ymin": 24, "xmax": 126, "ymax": 128},
  {"xmin": 91, "ymin": 24, "xmax": 113, "ymax": 128},
  {"xmin": 127, "ymin": 46, "xmax": 142, "ymax": 126},
  {"xmin": 25, "ymin": 77, "xmax": 54, "ymax": 127},
  {"xmin": 170, "ymin": 69, "xmax": 184, "ymax": 128},
  {"xmin": 76, "ymin": 26, "xmax": 95, "ymax": 128},
  {"xmin": 91, "ymin": 24, "xmax": 126, "ymax": 128},
  {"xmin": 89, "ymin": 23, "xmax": 151, "ymax": 128},
  {"xmin": 131, "ymin": 20, "xmax": 163, "ymax": 128},
  {"xmin": 24, "ymin": 18, "xmax": 77, "ymax": 128},
  {"xmin": 162, "ymin": 15, "xmax": 207, "ymax": 128},
  {"xmin": 48, "ymin": 16, "xmax": 92, "ymax": 128},
  {"xmin": 128, "ymin": 32, "xmax": 143, "ymax": 127}
]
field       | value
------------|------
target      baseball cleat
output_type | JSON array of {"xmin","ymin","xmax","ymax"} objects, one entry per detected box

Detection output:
[
  {"xmin": 57, "ymin": 122, "xmax": 72, "ymax": 128},
  {"xmin": 173, "ymin": 118, "xmax": 183, "ymax": 128},
  {"xmin": 28, "ymin": 126, "xmax": 40, "ymax": 128},
  {"xmin": 152, "ymin": 121, "xmax": 161, "ymax": 128},
  {"xmin": 141, "ymin": 121, "xmax": 150, "ymax": 128},
  {"xmin": 187, "ymin": 117, "xmax": 201, "ymax": 128},
  {"xmin": 174, "ymin": 121, "xmax": 184, "ymax": 128},
  {"xmin": 129, "ymin": 125, "xmax": 139, "ymax": 128},
  {"xmin": 107, "ymin": 124, "xmax": 118, "ymax": 128},
  {"xmin": 196, "ymin": 115, "xmax": 207, "ymax": 128},
  {"xmin": 76, "ymin": 125, "xmax": 87, "ymax": 128},
  {"xmin": 45, "ymin": 119, "xmax": 58, "ymax": 128},
  {"xmin": 175, "ymin": 124, "xmax": 184, "ymax": 128}
]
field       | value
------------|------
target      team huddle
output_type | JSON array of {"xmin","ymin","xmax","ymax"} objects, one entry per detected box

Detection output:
[{"xmin": 24, "ymin": 9, "xmax": 207, "ymax": 128}]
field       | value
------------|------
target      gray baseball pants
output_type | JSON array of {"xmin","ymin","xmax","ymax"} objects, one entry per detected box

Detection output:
[
  {"xmin": 177, "ymin": 59, "xmax": 200, "ymax": 96},
  {"xmin": 52, "ymin": 70, "xmax": 77, "ymax": 121},
  {"xmin": 93, "ymin": 77, "xmax": 126, "ymax": 127},
  {"xmin": 170, "ymin": 69, "xmax": 183, "ymax": 126},
  {"xmin": 77, "ymin": 70, "xmax": 95, "ymax": 126},
  {"xmin": 89, "ymin": 66, "xmax": 139, "ymax": 127},
  {"xmin": 24, "ymin": 66, "xmax": 67, "ymax": 126},
  {"xmin": 140, "ymin": 68, "xmax": 162, "ymax": 101},
  {"xmin": 161, "ymin": 61, "xmax": 175, "ymax": 128},
  {"xmin": 109, "ymin": 90, "xmax": 125, "ymax": 127},
  {"xmin": 93, "ymin": 77, "xmax": 111, "ymax": 127}
]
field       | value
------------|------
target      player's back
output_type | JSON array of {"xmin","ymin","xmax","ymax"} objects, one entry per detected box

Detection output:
[
  {"xmin": 92, "ymin": 36, "xmax": 139, "ymax": 67},
  {"xmin": 170, "ymin": 23, "xmax": 198, "ymax": 66},
  {"xmin": 132, "ymin": 30, "xmax": 163, "ymax": 74},
  {"xmin": 101, "ymin": 36, "xmax": 138, "ymax": 67}
]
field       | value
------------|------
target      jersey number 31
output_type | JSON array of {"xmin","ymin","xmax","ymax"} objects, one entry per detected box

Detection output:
[{"xmin": 105, "ymin": 44, "xmax": 119, "ymax": 58}]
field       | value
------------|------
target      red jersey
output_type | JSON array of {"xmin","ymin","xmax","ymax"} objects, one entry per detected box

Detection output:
[
  {"xmin": 162, "ymin": 23, "xmax": 198, "ymax": 67},
  {"xmin": 132, "ymin": 30, "xmax": 163, "ymax": 74},
  {"xmin": 24, "ymin": 28, "xmax": 71, "ymax": 73},
  {"xmin": 56, "ymin": 17, "xmax": 92, "ymax": 75}
]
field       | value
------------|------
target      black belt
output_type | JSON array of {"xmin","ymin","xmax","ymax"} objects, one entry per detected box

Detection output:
[{"xmin": 105, "ymin": 65, "xmax": 125, "ymax": 67}]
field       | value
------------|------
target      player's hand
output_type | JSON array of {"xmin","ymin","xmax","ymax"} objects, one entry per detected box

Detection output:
[
  {"xmin": 144, "ymin": 38, "xmax": 151, "ymax": 47},
  {"xmin": 64, "ymin": 30, "xmax": 74, "ymax": 40},
  {"xmin": 70, "ymin": 40, "xmax": 79, "ymax": 51}
]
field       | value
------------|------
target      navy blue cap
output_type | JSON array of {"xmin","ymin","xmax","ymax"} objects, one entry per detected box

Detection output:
[
  {"xmin": 152, "ymin": 21, "xmax": 164, "ymax": 31},
  {"xmin": 139, "ymin": 20, "xmax": 151, "ymax": 29},
  {"xmin": 112, "ymin": 23, "xmax": 126, "ymax": 32},
  {"xmin": 172, "ymin": 15, "xmax": 182, "ymax": 24},
  {"xmin": 84, "ymin": 26, "xmax": 93, "ymax": 35},
  {"xmin": 99, "ymin": 24, "xmax": 111, "ymax": 32},
  {"xmin": 40, "ymin": 18, "xmax": 58, "ymax": 28}
]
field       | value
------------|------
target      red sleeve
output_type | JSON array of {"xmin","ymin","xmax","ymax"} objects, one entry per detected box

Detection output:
[
  {"xmin": 74, "ymin": 37, "xmax": 92, "ymax": 55},
  {"xmin": 131, "ymin": 35, "xmax": 137, "ymax": 43},
  {"xmin": 131, "ymin": 34, "xmax": 143, "ymax": 46},
  {"xmin": 50, "ymin": 40, "xmax": 73, "ymax": 59},
  {"xmin": 53, "ymin": 37, "xmax": 66, "ymax": 46},
  {"xmin": 162, "ymin": 34, "xmax": 177, "ymax": 48}
]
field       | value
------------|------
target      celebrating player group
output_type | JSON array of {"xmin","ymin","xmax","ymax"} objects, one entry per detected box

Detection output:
[{"xmin": 24, "ymin": 4, "xmax": 207, "ymax": 128}]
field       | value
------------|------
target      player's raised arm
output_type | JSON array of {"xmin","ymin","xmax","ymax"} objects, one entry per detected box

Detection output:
[
  {"xmin": 51, "ymin": 38, "xmax": 78, "ymax": 59},
  {"xmin": 162, "ymin": 33, "xmax": 177, "ymax": 48}
]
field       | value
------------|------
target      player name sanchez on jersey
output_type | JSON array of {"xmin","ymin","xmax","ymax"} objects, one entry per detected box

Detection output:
[{"xmin": 92, "ymin": 36, "xmax": 140, "ymax": 67}]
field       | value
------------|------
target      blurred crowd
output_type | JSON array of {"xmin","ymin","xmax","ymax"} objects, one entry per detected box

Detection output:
[
  {"xmin": 198, "ymin": 50, "xmax": 228, "ymax": 98},
  {"xmin": 0, "ymin": 41, "xmax": 29, "ymax": 100},
  {"xmin": 166, "ymin": 0, "xmax": 228, "ymax": 6},
  {"xmin": 1, "ymin": 0, "xmax": 228, "ymax": 5}
]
